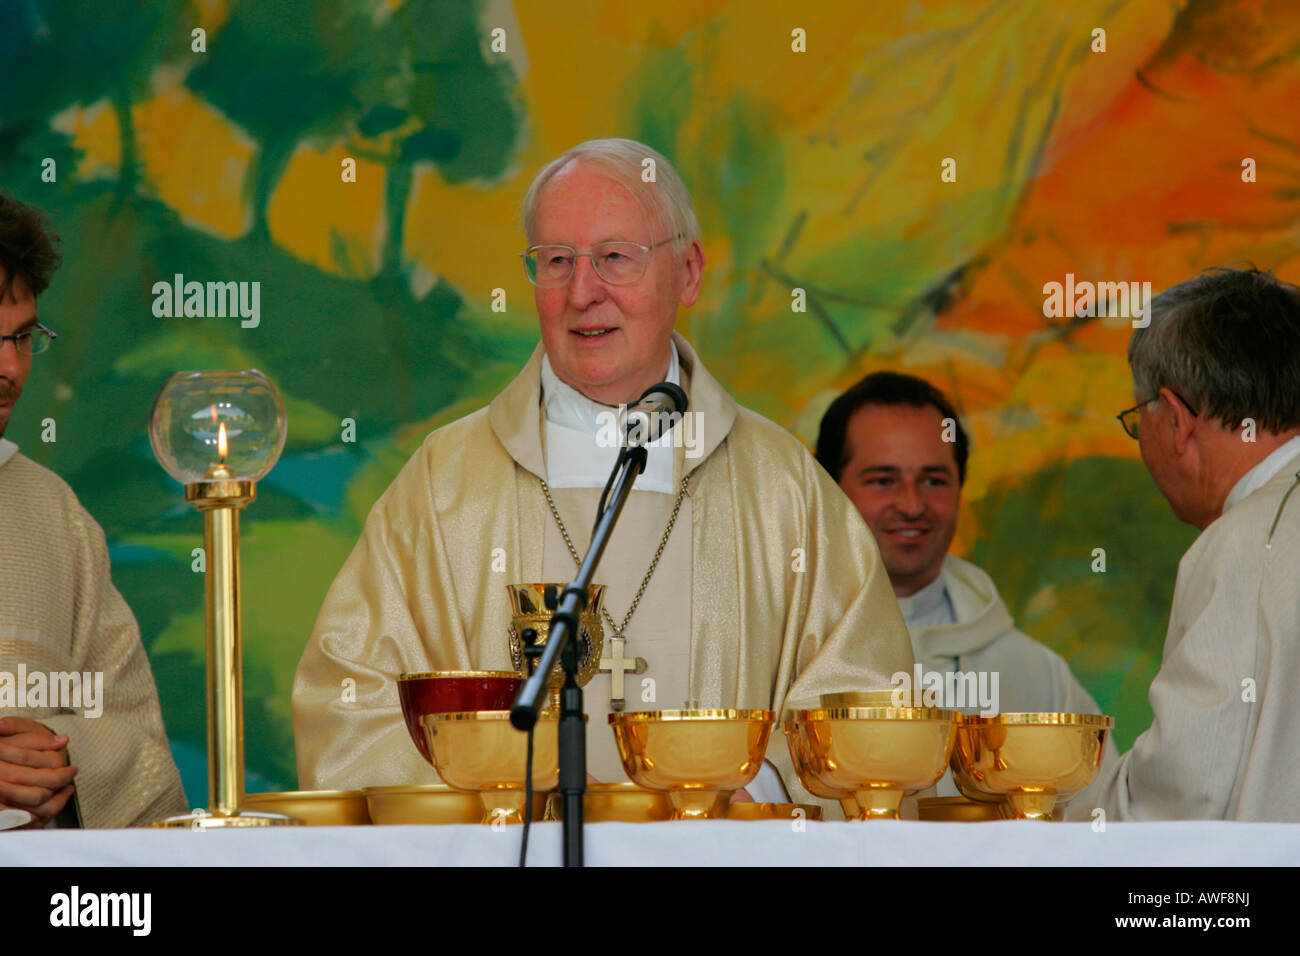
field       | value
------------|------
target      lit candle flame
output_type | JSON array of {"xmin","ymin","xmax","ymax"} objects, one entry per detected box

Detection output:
[{"xmin": 217, "ymin": 421, "xmax": 228, "ymax": 462}]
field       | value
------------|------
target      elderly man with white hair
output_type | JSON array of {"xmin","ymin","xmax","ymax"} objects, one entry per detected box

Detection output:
[{"xmin": 292, "ymin": 138, "xmax": 914, "ymax": 813}]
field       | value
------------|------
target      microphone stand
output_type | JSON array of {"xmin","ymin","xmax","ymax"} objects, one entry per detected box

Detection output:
[{"xmin": 510, "ymin": 443, "xmax": 650, "ymax": 868}]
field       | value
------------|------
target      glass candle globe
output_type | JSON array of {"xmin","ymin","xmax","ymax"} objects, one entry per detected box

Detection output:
[{"xmin": 149, "ymin": 369, "xmax": 287, "ymax": 484}]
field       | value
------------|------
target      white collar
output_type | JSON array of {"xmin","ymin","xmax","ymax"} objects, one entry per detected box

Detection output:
[
  {"xmin": 540, "ymin": 340, "xmax": 680, "ymax": 430},
  {"xmin": 539, "ymin": 340, "xmax": 680, "ymax": 493},
  {"xmin": 896, "ymin": 569, "xmax": 950, "ymax": 622},
  {"xmin": 0, "ymin": 438, "xmax": 17, "ymax": 469},
  {"xmin": 1224, "ymin": 435, "xmax": 1300, "ymax": 512}
]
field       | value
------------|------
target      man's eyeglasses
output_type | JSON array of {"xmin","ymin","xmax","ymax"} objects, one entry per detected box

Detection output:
[
  {"xmin": 1117, "ymin": 389, "xmax": 1199, "ymax": 439},
  {"xmin": 520, "ymin": 235, "xmax": 682, "ymax": 288},
  {"xmin": 0, "ymin": 324, "xmax": 57, "ymax": 356}
]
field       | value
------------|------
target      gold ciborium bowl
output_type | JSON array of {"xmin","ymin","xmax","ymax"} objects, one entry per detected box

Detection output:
[
  {"xmin": 725, "ymin": 802, "xmax": 823, "ymax": 822},
  {"xmin": 790, "ymin": 707, "xmax": 960, "ymax": 820},
  {"xmin": 545, "ymin": 781, "xmax": 674, "ymax": 823},
  {"xmin": 608, "ymin": 710, "xmax": 774, "ymax": 820},
  {"xmin": 916, "ymin": 796, "xmax": 1005, "ymax": 822},
  {"xmin": 421, "ymin": 711, "xmax": 561, "ymax": 824},
  {"xmin": 363, "ymin": 784, "xmax": 500, "ymax": 825},
  {"xmin": 951, "ymin": 712, "xmax": 1113, "ymax": 820},
  {"xmin": 242, "ymin": 790, "xmax": 370, "ymax": 826}
]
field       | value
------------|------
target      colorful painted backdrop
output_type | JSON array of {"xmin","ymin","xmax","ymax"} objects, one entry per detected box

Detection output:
[{"xmin": 5, "ymin": 0, "xmax": 1296, "ymax": 800}]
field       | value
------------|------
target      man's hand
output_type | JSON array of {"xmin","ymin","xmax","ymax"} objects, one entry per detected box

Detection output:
[{"xmin": 0, "ymin": 717, "xmax": 77, "ymax": 828}]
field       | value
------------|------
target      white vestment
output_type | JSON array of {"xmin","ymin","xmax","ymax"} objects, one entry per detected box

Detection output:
[
  {"xmin": 0, "ymin": 439, "xmax": 187, "ymax": 828},
  {"xmin": 1090, "ymin": 444, "xmax": 1300, "ymax": 820},
  {"xmin": 292, "ymin": 333, "xmax": 916, "ymax": 815}
]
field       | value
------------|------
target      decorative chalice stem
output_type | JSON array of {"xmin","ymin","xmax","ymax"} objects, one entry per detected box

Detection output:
[
  {"xmin": 671, "ymin": 790, "xmax": 731, "ymax": 820},
  {"xmin": 853, "ymin": 789, "xmax": 906, "ymax": 821}
]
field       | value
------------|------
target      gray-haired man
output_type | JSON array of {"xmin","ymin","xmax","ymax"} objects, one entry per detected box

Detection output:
[
  {"xmin": 1094, "ymin": 266, "xmax": 1300, "ymax": 820},
  {"xmin": 293, "ymin": 138, "xmax": 915, "ymax": 815}
]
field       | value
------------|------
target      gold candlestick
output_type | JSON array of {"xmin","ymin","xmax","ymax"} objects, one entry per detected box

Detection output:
[{"xmin": 149, "ymin": 372, "xmax": 300, "ymax": 828}]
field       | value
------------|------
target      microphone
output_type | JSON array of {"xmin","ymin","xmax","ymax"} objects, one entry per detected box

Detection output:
[{"xmin": 623, "ymin": 381, "xmax": 688, "ymax": 447}]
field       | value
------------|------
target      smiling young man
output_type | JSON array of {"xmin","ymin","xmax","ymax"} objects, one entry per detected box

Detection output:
[
  {"xmin": 293, "ymin": 139, "xmax": 914, "ymax": 815},
  {"xmin": 815, "ymin": 372, "xmax": 1112, "ymax": 798},
  {"xmin": 0, "ymin": 192, "xmax": 186, "ymax": 829}
]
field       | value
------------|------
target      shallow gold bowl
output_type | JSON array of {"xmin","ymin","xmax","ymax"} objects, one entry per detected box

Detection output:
[
  {"xmin": 242, "ymin": 790, "xmax": 370, "ymax": 826},
  {"xmin": 725, "ymin": 802, "xmax": 823, "ymax": 822},
  {"xmin": 363, "ymin": 784, "xmax": 497, "ymax": 825},
  {"xmin": 545, "ymin": 781, "xmax": 674, "ymax": 823},
  {"xmin": 916, "ymin": 795, "xmax": 1005, "ymax": 823},
  {"xmin": 789, "ymin": 707, "xmax": 960, "ymax": 820},
  {"xmin": 422, "ymin": 710, "xmax": 561, "ymax": 824},
  {"xmin": 608, "ymin": 709, "xmax": 774, "ymax": 819},
  {"xmin": 951, "ymin": 712, "xmax": 1113, "ymax": 820}
]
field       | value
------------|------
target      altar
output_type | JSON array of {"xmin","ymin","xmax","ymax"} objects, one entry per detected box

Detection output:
[{"xmin": 6, "ymin": 820, "xmax": 1296, "ymax": 867}]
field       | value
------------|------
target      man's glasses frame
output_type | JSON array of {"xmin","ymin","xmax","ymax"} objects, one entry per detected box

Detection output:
[
  {"xmin": 520, "ymin": 234, "xmax": 683, "ymax": 288},
  {"xmin": 0, "ymin": 323, "xmax": 57, "ymax": 356},
  {"xmin": 1117, "ymin": 389, "xmax": 1199, "ymax": 439}
]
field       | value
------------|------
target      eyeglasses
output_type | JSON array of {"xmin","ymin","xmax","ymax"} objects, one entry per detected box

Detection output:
[
  {"xmin": 1117, "ymin": 389, "xmax": 1199, "ymax": 439},
  {"xmin": 520, "ymin": 235, "xmax": 682, "ymax": 288},
  {"xmin": 0, "ymin": 324, "xmax": 57, "ymax": 356}
]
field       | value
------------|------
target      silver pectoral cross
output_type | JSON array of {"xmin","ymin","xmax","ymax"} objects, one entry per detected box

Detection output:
[{"xmin": 597, "ymin": 636, "xmax": 648, "ymax": 711}]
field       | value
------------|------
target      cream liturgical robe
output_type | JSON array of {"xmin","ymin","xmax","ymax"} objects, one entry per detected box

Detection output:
[
  {"xmin": 1085, "ymin": 444, "xmax": 1300, "ymax": 821},
  {"xmin": 293, "ymin": 333, "xmax": 914, "ymax": 814},
  {"xmin": 0, "ymin": 440, "xmax": 187, "ymax": 828}
]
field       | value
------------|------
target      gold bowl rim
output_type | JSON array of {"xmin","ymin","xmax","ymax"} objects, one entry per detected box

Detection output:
[
  {"xmin": 398, "ymin": 670, "xmax": 522, "ymax": 682},
  {"xmin": 361, "ymin": 784, "xmax": 466, "ymax": 795},
  {"xmin": 608, "ymin": 708, "xmax": 774, "ymax": 724},
  {"xmin": 244, "ymin": 789, "xmax": 366, "ymax": 801},
  {"xmin": 794, "ymin": 706, "xmax": 964, "ymax": 722},
  {"xmin": 960, "ymin": 712, "xmax": 1114, "ymax": 727},
  {"xmin": 580, "ymin": 782, "xmax": 661, "ymax": 793},
  {"xmin": 422, "ymin": 709, "xmax": 561, "ymax": 723},
  {"xmin": 506, "ymin": 582, "xmax": 607, "ymax": 591},
  {"xmin": 820, "ymin": 690, "xmax": 899, "ymax": 704}
]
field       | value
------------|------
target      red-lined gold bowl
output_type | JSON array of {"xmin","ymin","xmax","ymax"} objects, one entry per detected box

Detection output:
[{"xmin": 397, "ymin": 670, "xmax": 522, "ymax": 763}]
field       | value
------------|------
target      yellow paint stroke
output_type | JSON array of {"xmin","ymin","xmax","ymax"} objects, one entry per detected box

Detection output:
[
  {"xmin": 268, "ymin": 144, "xmax": 386, "ymax": 278},
  {"xmin": 134, "ymin": 89, "xmax": 255, "ymax": 239}
]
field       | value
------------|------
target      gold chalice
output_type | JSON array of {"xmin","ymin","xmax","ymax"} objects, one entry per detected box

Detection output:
[
  {"xmin": 790, "ymin": 707, "xmax": 960, "ymax": 820},
  {"xmin": 951, "ymin": 712, "xmax": 1113, "ymax": 820},
  {"xmin": 608, "ymin": 710, "xmax": 774, "ymax": 820},
  {"xmin": 506, "ymin": 583, "xmax": 606, "ymax": 690},
  {"xmin": 783, "ymin": 717, "xmax": 861, "ymax": 819},
  {"xmin": 421, "ymin": 711, "xmax": 564, "ymax": 824}
]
